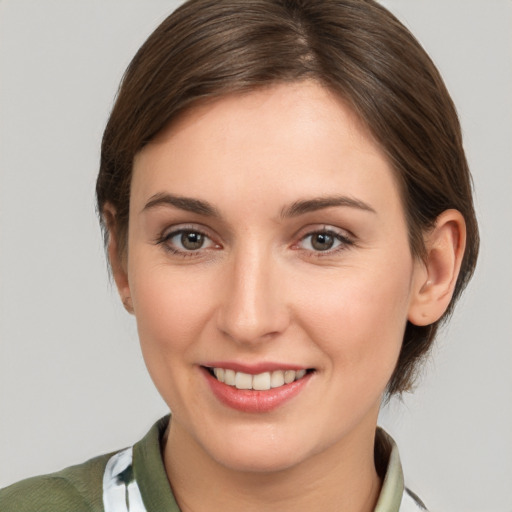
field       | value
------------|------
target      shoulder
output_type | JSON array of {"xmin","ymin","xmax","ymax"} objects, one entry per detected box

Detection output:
[
  {"xmin": 0, "ymin": 475, "xmax": 93, "ymax": 512},
  {"xmin": 0, "ymin": 451, "xmax": 114, "ymax": 512}
]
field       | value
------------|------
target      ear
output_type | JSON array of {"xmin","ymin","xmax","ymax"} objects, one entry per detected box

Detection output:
[
  {"xmin": 408, "ymin": 209, "xmax": 466, "ymax": 326},
  {"xmin": 103, "ymin": 204, "xmax": 134, "ymax": 314}
]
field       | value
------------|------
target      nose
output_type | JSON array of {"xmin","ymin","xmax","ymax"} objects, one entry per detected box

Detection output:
[{"xmin": 216, "ymin": 245, "xmax": 290, "ymax": 346}]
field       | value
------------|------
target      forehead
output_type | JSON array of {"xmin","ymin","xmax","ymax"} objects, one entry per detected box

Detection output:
[
  {"xmin": 148, "ymin": 81, "xmax": 377, "ymax": 160},
  {"xmin": 131, "ymin": 81, "xmax": 403, "ymax": 219}
]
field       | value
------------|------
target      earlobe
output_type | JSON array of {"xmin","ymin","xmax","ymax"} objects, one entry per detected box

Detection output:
[
  {"xmin": 103, "ymin": 204, "xmax": 133, "ymax": 314},
  {"xmin": 408, "ymin": 209, "xmax": 466, "ymax": 326}
]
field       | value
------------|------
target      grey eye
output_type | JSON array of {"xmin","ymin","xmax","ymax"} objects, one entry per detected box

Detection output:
[
  {"xmin": 310, "ymin": 232, "xmax": 335, "ymax": 251},
  {"xmin": 297, "ymin": 229, "xmax": 351, "ymax": 254},
  {"xmin": 180, "ymin": 231, "xmax": 205, "ymax": 250}
]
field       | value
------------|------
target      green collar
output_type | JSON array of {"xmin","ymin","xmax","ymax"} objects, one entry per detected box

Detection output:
[
  {"xmin": 133, "ymin": 416, "xmax": 405, "ymax": 512},
  {"xmin": 133, "ymin": 416, "xmax": 180, "ymax": 512}
]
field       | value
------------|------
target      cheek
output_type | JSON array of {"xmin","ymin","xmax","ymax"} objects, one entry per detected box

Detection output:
[
  {"xmin": 128, "ymin": 264, "xmax": 220, "ymax": 414},
  {"xmin": 130, "ymin": 265, "xmax": 214, "ymax": 363},
  {"xmin": 294, "ymin": 263, "xmax": 412, "ymax": 382}
]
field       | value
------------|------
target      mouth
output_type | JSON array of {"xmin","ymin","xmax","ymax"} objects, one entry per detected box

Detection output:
[
  {"xmin": 202, "ymin": 365, "xmax": 314, "ymax": 412},
  {"xmin": 205, "ymin": 367, "xmax": 313, "ymax": 391},
  {"xmin": 201, "ymin": 362, "xmax": 315, "ymax": 412}
]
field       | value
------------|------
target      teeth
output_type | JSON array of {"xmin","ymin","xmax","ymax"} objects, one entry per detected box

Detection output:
[
  {"xmin": 235, "ymin": 372, "xmax": 252, "ymax": 390},
  {"xmin": 210, "ymin": 367, "xmax": 308, "ymax": 390},
  {"xmin": 252, "ymin": 372, "xmax": 271, "ymax": 391},
  {"xmin": 270, "ymin": 370, "xmax": 285, "ymax": 388},
  {"xmin": 224, "ymin": 369, "xmax": 236, "ymax": 386},
  {"xmin": 296, "ymin": 369, "xmax": 306, "ymax": 379},
  {"xmin": 284, "ymin": 370, "xmax": 296, "ymax": 384}
]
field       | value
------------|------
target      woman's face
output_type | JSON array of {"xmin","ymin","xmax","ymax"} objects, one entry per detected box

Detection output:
[{"xmin": 122, "ymin": 82, "xmax": 425, "ymax": 472}]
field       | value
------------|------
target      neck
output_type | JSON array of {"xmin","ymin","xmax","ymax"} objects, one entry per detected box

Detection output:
[{"xmin": 163, "ymin": 418, "xmax": 381, "ymax": 512}]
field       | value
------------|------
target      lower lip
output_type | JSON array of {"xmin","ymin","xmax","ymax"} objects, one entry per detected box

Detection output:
[{"xmin": 202, "ymin": 368, "xmax": 312, "ymax": 413}]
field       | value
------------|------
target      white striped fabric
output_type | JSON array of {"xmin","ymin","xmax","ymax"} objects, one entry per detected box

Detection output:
[
  {"xmin": 101, "ymin": 446, "xmax": 427, "ymax": 512},
  {"xmin": 103, "ymin": 448, "xmax": 147, "ymax": 512}
]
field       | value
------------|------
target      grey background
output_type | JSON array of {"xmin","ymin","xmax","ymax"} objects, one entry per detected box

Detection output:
[{"xmin": 0, "ymin": 1, "xmax": 511, "ymax": 511}]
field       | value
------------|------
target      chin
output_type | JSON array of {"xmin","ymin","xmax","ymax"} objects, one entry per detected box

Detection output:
[
  {"xmin": 214, "ymin": 446, "xmax": 306, "ymax": 474},
  {"xmin": 197, "ymin": 424, "xmax": 318, "ymax": 474}
]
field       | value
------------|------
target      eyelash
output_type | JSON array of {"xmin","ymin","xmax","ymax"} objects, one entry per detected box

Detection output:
[
  {"xmin": 155, "ymin": 226, "xmax": 354, "ymax": 258},
  {"xmin": 295, "ymin": 229, "xmax": 355, "ymax": 258},
  {"xmin": 156, "ymin": 226, "xmax": 219, "ymax": 258}
]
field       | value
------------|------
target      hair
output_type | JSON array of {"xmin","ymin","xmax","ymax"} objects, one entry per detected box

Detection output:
[{"xmin": 96, "ymin": 0, "xmax": 479, "ymax": 395}]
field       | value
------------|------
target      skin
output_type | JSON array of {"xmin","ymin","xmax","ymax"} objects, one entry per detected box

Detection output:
[{"xmin": 107, "ymin": 82, "xmax": 465, "ymax": 512}]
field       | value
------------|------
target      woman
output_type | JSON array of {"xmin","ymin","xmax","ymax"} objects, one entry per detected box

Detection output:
[{"xmin": 0, "ymin": 0, "xmax": 479, "ymax": 511}]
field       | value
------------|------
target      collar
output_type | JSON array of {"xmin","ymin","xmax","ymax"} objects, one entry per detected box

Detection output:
[
  {"xmin": 103, "ymin": 416, "xmax": 425, "ymax": 512},
  {"xmin": 374, "ymin": 427, "xmax": 405, "ymax": 511}
]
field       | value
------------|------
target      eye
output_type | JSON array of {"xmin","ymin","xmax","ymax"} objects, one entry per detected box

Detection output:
[
  {"xmin": 158, "ymin": 228, "xmax": 219, "ymax": 255},
  {"xmin": 305, "ymin": 232, "xmax": 337, "ymax": 251},
  {"xmin": 297, "ymin": 228, "xmax": 353, "ymax": 253},
  {"xmin": 176, "ymin": 231, "xmax": 206, "ymax": 250}
]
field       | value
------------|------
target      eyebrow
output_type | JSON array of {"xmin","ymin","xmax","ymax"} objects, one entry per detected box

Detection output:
[
  {"xmin": 280, "ymin": 195, "xmax": 376, "ymax": 218},
  {"xmin": 142, "ymin": 192, "xmax": 376, "ymax": 218},
  {"xmin": 142, "ymin": 193, "xmax": 220, "ymax": 217}
]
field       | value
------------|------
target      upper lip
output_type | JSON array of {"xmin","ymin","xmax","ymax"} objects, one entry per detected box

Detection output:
[{"xmin": 202, "ymin": 361, "xmax": 310, "ymax": 374}]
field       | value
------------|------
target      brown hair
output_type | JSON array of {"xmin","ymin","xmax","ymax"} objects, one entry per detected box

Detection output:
[{"xmin": 96, "ymin": 0, "xmax": 479, "ymax": 395}]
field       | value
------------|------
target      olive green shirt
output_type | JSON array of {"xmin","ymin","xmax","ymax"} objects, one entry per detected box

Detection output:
[{"xmin": 0, "ymin": 416, "xmax": 427, "ymax": 511}]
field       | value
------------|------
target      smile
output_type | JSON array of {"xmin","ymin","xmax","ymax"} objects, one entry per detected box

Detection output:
[
  {"xmin": 202, "ymin": 364, "xmax": 314, "ymax": 413},
  {"xmin": 209, "ymin": 367, "xmax": 308, "ymax": 391}
]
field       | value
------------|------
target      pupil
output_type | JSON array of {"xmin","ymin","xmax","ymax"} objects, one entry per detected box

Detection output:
[
  {"xmin": 312, "ymin": 233, "xmax": 334, "ymax": 251},
  {"xmin": 181, "ymin": 232, "xmax": 204, "ymax": 250}
]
